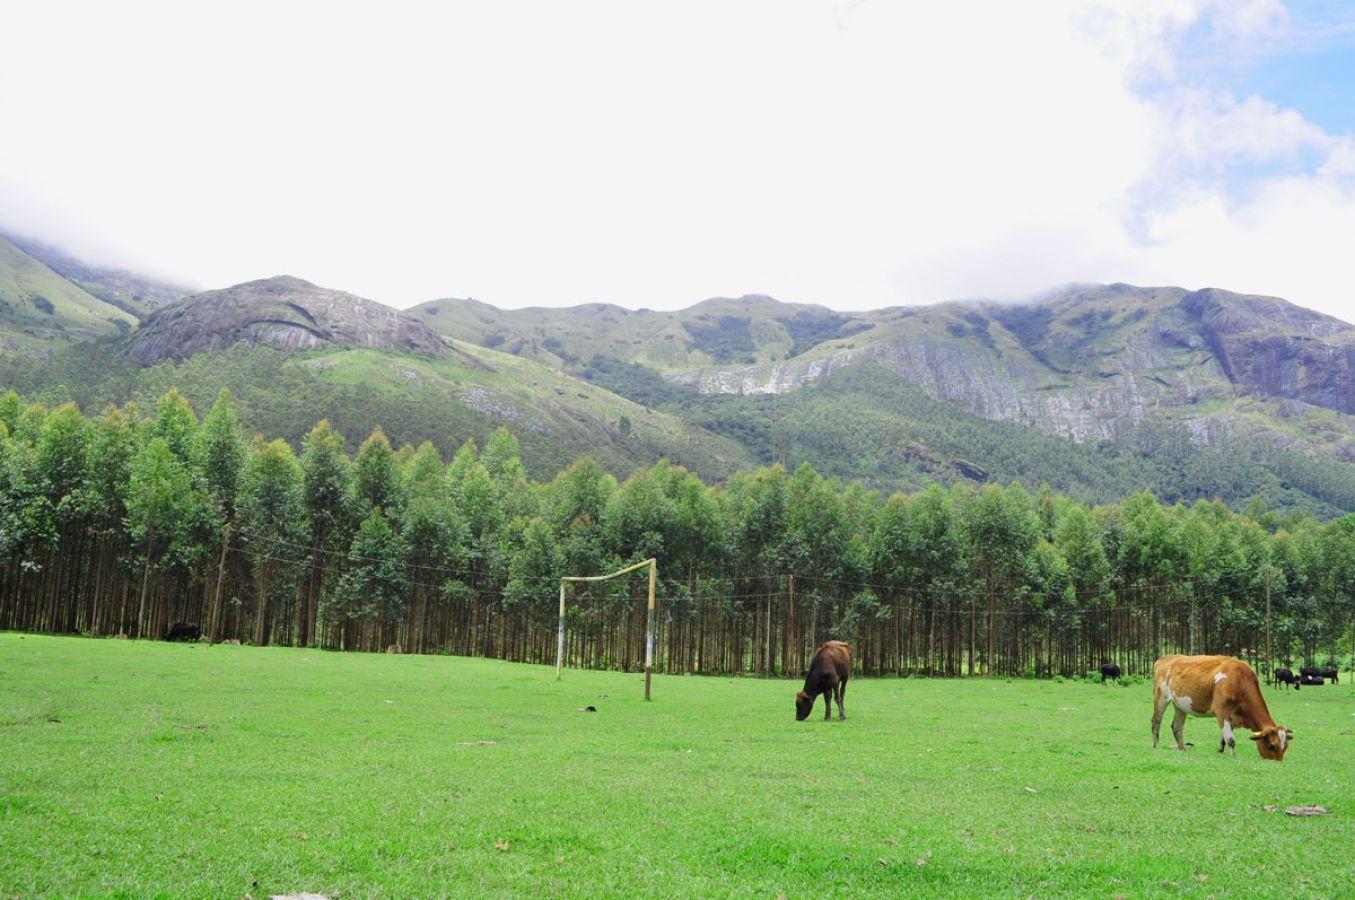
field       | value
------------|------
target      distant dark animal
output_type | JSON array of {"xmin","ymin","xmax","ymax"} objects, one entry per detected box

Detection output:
[
  {"xmin": 163, "ymin": 622, "xmax": 201, "ymax": 642},
  {"xmin": 1100, "ymin": 663, "xmax": 1122, "ymax": 684},
  {"xmin": 1151, "ymin": 655, "xmax": 1292, "ymax": 761},
  {"xmin": 1298, "ymin": 674, "xmax": 1325, "ymax": 687},
  {"xmin": 1300, "ymin": 666, "xmax": 1339, "ymax": 684},
  {"xmin": 1274, "ymin": 668, "xmax": 1297, "ymax": 690},
  {"xmin": 796, "ymin": 640, "xmax": 851, "ymax": 721}
]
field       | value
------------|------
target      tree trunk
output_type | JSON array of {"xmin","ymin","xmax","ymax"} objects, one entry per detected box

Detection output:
[{"xmin": 137, "ymin": 531, "xmax": 155, "ymax": 639}]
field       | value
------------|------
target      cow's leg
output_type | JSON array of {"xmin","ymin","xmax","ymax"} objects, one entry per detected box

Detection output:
[
  {"xmin": 836, "ymin": 681, "xmax": 847, "ymax": 721},
  {"xmin": 1151, "ymin": 684, "xmax": 1169, "ymax": 747},
  {"xmin": 1219, "ymin": 718, "xmax": 1236, "ymax": 756},
  {"xmin": 1170, "ymin": 708, "xmax": 1188, "ymax": 750},
  {"xmin": 823, "ymin": 690, "xmax": 832, "ymax": 720}
]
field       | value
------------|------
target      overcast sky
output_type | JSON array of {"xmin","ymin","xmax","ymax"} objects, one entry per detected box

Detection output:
[{"xmin": 3, "ymin": 1, "xmax": 1354, "ymax": 317}]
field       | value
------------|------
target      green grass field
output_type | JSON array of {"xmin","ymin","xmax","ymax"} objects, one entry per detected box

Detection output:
[{"xmin": 2, "ymin": 635, "xmax": 1352, "ymax": 897}]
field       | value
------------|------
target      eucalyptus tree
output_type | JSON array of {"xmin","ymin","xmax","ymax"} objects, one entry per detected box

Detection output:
[
  {"xmin": 198, "ymin": 390, "xmax": 247, "ymax": 641},
  {"xmin": 150, "ymin": 388, "xmax": 199, "ymax": 466},
  {"xmin": 354, "ymin": 427, "xmax": 400, "ymax": 516},
  {"xmin": 961, "ymin": 483, "xmax": 1038, "ymax": 676},
  {"xmin": 299, "ymin": 420, "xmax": 356, "ymax": 647},
  {"xmin": 400, "ymin": 442, "xmax": 470, "ymax": 653},
  {"xmin": 237, "ymin": 438, "xmax": 306, "ymax": 645},
  {"xmin": 126, "ymin": 437, "xmax": 203, "ymax": 638},
  {"xmin": 80, "ymin": 404, "xmax": 140, "ymax": 633},
  {"xmin": 331, "ymin": 509, "xmax": 410, "ymax": 651}
]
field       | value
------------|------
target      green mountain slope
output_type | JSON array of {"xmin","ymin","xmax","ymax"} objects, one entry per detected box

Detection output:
[
  {"xmin": 0, "ymin": 236, "xmax": 138, "ymax": 352},
  {"xmin": 1, "ymin": 230, "xmax": 190, "ymax": 319},
  {"xmin": 0, "ymin": 336, "xmax": 757, "ymax": 482}
]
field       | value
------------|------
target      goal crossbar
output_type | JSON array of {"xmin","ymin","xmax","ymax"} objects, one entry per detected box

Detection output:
[{"xmin": 557, "ymin": 558, "xmax": 658, "ymax": 700}]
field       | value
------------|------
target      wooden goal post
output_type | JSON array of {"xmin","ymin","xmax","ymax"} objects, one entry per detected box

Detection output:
[{"xmin": 557, "ymin": 558, "xmax": 658, "ymax": 700}]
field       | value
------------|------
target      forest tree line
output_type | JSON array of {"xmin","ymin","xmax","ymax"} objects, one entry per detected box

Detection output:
[{"xmin": 1, "ymin": 387, "xmax": 1352, "ymax": 678}]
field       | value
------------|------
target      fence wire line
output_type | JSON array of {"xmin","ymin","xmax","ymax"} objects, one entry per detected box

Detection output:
[
  {"xmin": 236, "ymin": 528, "xmax": 1274, "ymax": 613},
  {"xmin": 229, "ymin": 541, "xmax": 1252, "ymax": 619}
]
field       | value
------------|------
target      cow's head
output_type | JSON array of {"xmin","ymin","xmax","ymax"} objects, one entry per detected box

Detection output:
[
  {"xmin": 1251, "ymin": 725, "xmax": 1294, "ymax": 761},
  {"xmin": 795, "ymin": 690, "xmax": 814, "ymax": 721}
]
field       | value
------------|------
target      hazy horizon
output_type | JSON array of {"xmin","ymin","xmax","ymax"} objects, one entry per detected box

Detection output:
[{"xmin": 3, "ymin": 1, "xmax": 1354, "ymax": 319}]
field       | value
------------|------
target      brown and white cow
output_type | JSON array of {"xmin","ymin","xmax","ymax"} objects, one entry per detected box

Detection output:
[
  {"xmin": 1151, "ymin": 655, "xmax": 1293, "ymax": 761},
  {"xmin": 796, "ymin": 640, "xmax": 851, "ymax": 721}
]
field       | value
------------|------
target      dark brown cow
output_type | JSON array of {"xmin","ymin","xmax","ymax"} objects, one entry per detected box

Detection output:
[
  {"xmin": 796, "ymin": 640, "xmax": 851, "ymax": 721},
  {"xmin": 1151, "ymin": 655, "xmax": 1293, "ymax": 761}
]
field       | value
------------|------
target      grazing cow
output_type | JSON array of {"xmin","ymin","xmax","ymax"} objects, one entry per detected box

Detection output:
[
  {"xmin": 1298, "ymin": 674, "xmax": 1325, "ymax": 687},
  {"xmin": 1151, "ymin": 655, "xmax": 1293, "ymax": 761},
  {"xmin": 1274, "ymin": 668, "xmax": 1298, "ymax": 690},
  {"xmin": 1300, "ymin": 666, "xmax": 1339, "ymax": 684},
  {"xmin": 1100, "ymin": 663, "xmax": 1122, "ymax": 684},
  {"xmin": 164, "ymin": 622, "xmax": 201, "ymax": 642},
  {"xmin": 795, "ymin": 640, "xmax": 851, "ymax": 721}
]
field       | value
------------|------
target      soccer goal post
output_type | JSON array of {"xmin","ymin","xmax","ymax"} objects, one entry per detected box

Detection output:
[{"xmin": 557, "ymin": 558, "xmax": 658, "ymax": 700}]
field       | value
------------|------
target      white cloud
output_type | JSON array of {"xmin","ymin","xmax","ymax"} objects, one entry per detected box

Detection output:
[{"xmin": 0, "ymin": 0, "xmax": 1352, "ymax": 322}]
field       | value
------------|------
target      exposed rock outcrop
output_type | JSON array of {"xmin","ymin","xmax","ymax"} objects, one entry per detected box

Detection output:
[
  {"xmin": 126, "ymin": 276, "xmax": 446, "ymax": 364},
  {"xmin": 1182, "ymin": 288, "xmax": 1355, "ymax": 415}
]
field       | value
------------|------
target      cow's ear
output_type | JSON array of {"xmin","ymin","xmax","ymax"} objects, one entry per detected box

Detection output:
[
  {"xmin": 1249, "ymin": 731, "xmax": 1266, "ymax": 741},
  {"xmin": 1285, "ymin": 729, "xmax": 1295, "ymax": 738}
]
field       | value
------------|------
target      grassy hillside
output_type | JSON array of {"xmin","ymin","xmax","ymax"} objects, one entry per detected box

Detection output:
[
  {"xmin": 0, "ymin": 230, "xmax": 190, "ymax": 319},
  {"xmin": 0, "ymin": 237, "xmax": 137, "ymax": 352},
  {"xmin": 0, "ymin": 337, "xmax": 757, "ymax": 481},
  {"xmin": 4, "ymin": 635, "xmax": 1352, "ymax": 897}
]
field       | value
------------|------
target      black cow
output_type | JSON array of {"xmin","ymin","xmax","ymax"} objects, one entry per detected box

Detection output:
[
  {"xmin": 1298, "ymin": 674, "xmax": 1325, "ymax": 687},
  {"xmin": 1301, "ymin": 666, "xmax": 1339, "ymax": 684},
  {"xmin": 164, "ymin": 622, "xmax": 201, "ymax": 642},
  {"xmin": 1274, "ymin": 668, "xmax": 1298, "ymax": 690},
  {"xmin": 1100, "ymin": 663, "xmax": 1122, "ymax": 684},
  {"xmin": 795, "ymin": 640, "xmax": 851, "ymax": 721}
]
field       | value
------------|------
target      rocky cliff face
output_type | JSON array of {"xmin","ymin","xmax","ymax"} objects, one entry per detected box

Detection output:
[
  {"xmin": 126, "ymin": 276, "xmax": 446, "ymax": 364},
  {"xmin": 1182, "ymin": 288, "xmax": 1355, "ymax": 415},
  {"xmin": 667, "ymin": 285, "xmax": 1355, "ymax": 450}
]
